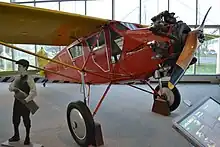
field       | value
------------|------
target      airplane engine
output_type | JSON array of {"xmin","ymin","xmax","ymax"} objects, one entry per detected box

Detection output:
[
  {"xmin": 149, "ymin": 10, "xmax": 194, "ymax": 78},
  {"xmin": 170, "ymin": 21, "xmax": 192, "ymax": 53},
  {"xmin": 149, "ymin": 10, "xmax": 192, "ymax": 57}
]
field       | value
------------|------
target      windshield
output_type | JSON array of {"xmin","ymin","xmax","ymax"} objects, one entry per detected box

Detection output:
[{"xmin": 120, "ymin": 22, "xmax": 138, "ymax": 30}]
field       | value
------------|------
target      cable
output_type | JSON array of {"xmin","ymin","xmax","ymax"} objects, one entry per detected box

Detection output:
[{"xmin": 121, "ymin": 0, "xmax": 150, "ymax": 21}]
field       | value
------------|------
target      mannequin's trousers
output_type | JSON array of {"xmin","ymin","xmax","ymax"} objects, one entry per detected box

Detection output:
[{"xmin": 12, "ymin": 99, "xmax": 31, "ymax": 129}]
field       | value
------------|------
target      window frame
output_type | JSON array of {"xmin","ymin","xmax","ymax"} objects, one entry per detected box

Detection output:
[
  {"xmin": 85, "ymin": 30, "xmax": 107, "ymax": 52},
  {"xmin": 68, "ymin": 42, "xmax": 84, "ymax": 59}
]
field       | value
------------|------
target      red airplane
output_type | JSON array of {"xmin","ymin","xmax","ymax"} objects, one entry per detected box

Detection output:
[{"xmin": 0, "ymin": 2, "xmax": 215, "ymax": 146}]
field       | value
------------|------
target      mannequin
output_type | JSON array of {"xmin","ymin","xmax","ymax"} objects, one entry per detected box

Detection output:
[{"xmin": 8, "ymin": 59, "xmax": 37, "ymax": 145}]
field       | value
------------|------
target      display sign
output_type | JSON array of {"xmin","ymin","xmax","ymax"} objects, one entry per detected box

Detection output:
[{"xmin": 173, "ymin": 97, "xmax": 220, "ymax": 147}]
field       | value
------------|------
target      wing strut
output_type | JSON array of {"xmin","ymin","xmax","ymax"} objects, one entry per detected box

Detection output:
[
  {"xmin": 0, "ymin": 41, "xmax": 110, "ymax": 80},
  {"xmin": 0, "ymin": 55, "xmax": 79, "ymax": 82}
]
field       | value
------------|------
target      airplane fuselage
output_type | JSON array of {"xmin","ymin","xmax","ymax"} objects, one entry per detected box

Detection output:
[{"xmin": 44, "ymin": 20, "xmax": 184, "ymax": 84}]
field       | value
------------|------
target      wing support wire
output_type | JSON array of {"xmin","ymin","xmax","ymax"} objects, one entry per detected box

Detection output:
[
  {"xmin": 0, "ymin": 54, "xmax": 79, "ymax": 82},
  {"xmin": 0, "ymin": 41, "xmax": 110, "ymax": 81}
]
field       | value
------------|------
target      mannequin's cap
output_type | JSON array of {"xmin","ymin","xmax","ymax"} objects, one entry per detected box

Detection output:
[{"xmin": 16, "ymin": 59, "xmax": 29, "ymax": 68}]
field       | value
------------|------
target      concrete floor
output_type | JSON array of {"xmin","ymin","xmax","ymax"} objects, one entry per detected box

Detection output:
[{"xmin": 0, "ymin": 83, "xmax": 219, "ymax": 147}]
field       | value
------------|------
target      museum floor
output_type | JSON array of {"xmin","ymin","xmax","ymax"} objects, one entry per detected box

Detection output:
[{"xmin": 0, "ymin": 83, "xmax": 219, "ymax": 147}]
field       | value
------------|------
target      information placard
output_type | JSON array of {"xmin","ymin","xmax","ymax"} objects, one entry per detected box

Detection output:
[{"xmin": 173, "ymin": 97, "xmax": 220, "ymax": 147}]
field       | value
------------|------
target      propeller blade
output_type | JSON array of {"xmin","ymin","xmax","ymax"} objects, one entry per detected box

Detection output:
[
  {"xmin": 168, "ymin": 7, "xmax": 212, "ymax": 90},
  {"xmin": 168, "ymin": 32, "xmax": 198, "ymax": 89},
  {"xmin": 196, "ymin": 6, "xmax": 212, "ymax": 31}
]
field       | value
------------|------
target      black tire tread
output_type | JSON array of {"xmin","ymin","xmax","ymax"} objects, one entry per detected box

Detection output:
[{"xmin": 67, "ymin": 100, "xmax": 95, "ymax": 147}]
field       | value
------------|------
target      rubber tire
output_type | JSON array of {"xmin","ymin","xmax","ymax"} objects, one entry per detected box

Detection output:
[
  {"xmin": 153, "ymin": 82, "xmax": 181, "ymax": 112},
  {"xmin": 67, "ymin": 101, "xmax": 95, "ymax": 147}
]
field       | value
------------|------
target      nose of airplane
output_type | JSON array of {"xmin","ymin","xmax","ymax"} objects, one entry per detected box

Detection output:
[{"xmin": 168, "ymin": 6, "xmax": 212, "ymax": 89}]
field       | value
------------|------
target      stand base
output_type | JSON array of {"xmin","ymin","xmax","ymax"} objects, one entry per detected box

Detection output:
[
  {"xmin": 91, "ymin": 122, "xmax": 104, "ymax": 147},
  {"xmin": 152, "ymin": 98, "xmax": 170, "ymax": 116},
  {"xmin": 1, "ymin": 140, "xmax": 43, "ymax": 147}
]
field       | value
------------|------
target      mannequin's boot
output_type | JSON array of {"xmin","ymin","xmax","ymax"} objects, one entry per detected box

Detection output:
[
  {"xmin": 24, "ymin": 136, "xmax": 30, "ymax": 145},
  {"xmin": 24, "ymin": 127, "xmax": 30, "ymax": 145},
  {"xmin": 9, "ymin": 125, "xmax": 20, "ymax": 142}
]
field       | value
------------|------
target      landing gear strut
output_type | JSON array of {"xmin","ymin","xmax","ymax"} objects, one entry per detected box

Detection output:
[
  {"xmin": 67, "ymin": 72, "xmax": 106, "ymax": 147},
  {"xmin": 152, "ymin": 68, "xmax": 181, "ymax": 114}
]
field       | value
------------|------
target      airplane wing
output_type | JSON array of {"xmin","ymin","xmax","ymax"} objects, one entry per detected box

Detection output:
[{"xmin": 0, "ymin": 2, "xmax": 109, "ymax": 46}]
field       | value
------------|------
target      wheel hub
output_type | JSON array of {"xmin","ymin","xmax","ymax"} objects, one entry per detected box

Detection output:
[
  {"xmin": 158, "ymin": 87, "xmax": 175, "ymax": 106},
  {"xmin": 73, "ymin": 121, "xmax": 78, "ymax": 129},
  {"xmin": 70, "ymin": 109, "xmax": 86, "ymax": 140}
]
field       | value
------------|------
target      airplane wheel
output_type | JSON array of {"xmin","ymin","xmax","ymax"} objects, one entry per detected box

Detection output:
[
  {"xmin": 153, "ymin": 82, "xmax": 181, "ymax": 112},
  {"xmin": 67, "ymin": 100, "xmax": 95, "ymax": 147}
]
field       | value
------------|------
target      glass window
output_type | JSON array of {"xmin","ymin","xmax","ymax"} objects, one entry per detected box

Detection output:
[
  {"xmin": 141, "ymin": 0, "xmax": 168, "ymax": 25},
  {"xmin": 95, "ymin": 31, "xmax": 106, "ymax": 50},
  {"xmin": 0, "ymin": 0, "xmax": 10, "ymax": 2},
  {"xmin": 115, "ymin": 0, "xmax": 139, "ymax": 23},
  {"xmin": 36, "ymin": 45, "xmax": 61, "ymax": 59},
  {"xmin": 86, "ymin": 31, "xmax": 106, "ymax": 51},
  {"xmin": 198, "ymin": 0, "xmax": 220, "ymax": 25},
  {"xmin": 217, "ymin": 29, "xmax": 220, "ymax": 74},
  {"xmin": 110, "ymin": 28, "xmax": 123, "ymax": 63},
  {"xmin": 180, "ymin": 27, "xmax": 220, "ymax": 75},
  {"xmin": 0, "ymin": 45, "xmax": 13, "ymax": 71},
  {"xmin": 185, "ymin": 65, "xmax": 194, "ymax": 75},
  {"xmin": 13, "ymin": 44, "xmax": 35, "ymax": 70},
  {"xmin": 35, "ymin": 0, "xmax": 56, "ymax": 1},
  {"xmin": 60, "ymin": 1, "xmax": 85, "ymax": 15},
  {"xmin": 195, "ymin": 28, "xmax": 219, "ymax": 75},
  {"xmin": 114, "ymin": 22, "xmax": 128, "ymax": 31},
  {"xmin": 87, "ymin": 0, "xmax": 112, "ymax": 19},
  {"xmin": 169, "ymin": 0, "xmax": 196, "ymax": 25},
  {"xmin": 68, "ymin": 43, "xmax": 83, "ymax": 59},
  {"xmin": 86, "ymin": 35, "xmax": 97, "ymax": 50},
  {"xmin": 121, "ymin": 22, "xmax": 138, "ymax": 30},
  {"xmin": 36, "ymin": 2, "xmax": 59, "ymax": 11},
  {"xmin": 20, "ymin": 3, "xmax": 34, "ymax": 7}
]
